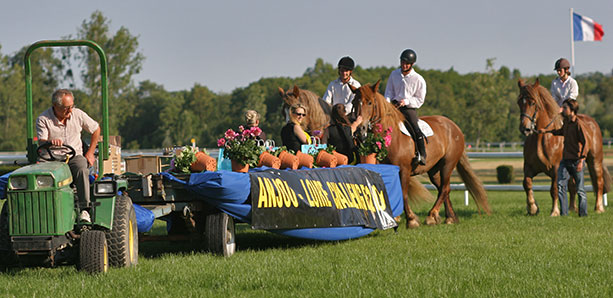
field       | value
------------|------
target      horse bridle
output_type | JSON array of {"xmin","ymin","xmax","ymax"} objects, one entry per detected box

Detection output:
[{"xmin": 520, "ymin": 98, "xmax": 538, "ymax": 133}]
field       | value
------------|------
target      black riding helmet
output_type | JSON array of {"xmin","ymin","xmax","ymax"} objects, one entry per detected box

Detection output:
[
  {"xmin": 554, "ymin": 58, "xmax": 570, "ymax": 70},
  {"xmin": 338, "ymin": 56, "xmax": 355, "ymax": 70},
  {"xmin": 400, "ymin": 49, "xmax": 417, "ymax": 64}
]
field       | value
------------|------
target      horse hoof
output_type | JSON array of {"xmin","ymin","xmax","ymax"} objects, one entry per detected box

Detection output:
[
  {"xmin": 527, "ymin": 204, "xmax": 539, "ymax": 216},
  {"xmin": 406, "ymin": 219, "xmax": 420, "ymax": 229},
  {"xmin": 550, "ymin": 211, "xmax": 560, "ymax": 217},
  {"xmin": 444, "ymin": 217, "xmax": 458, "ymax": 225},
  {"xmin": 394, "ymin": 216, "xmax": 402, "ymax": 223},
  {"xmin": 424, "ymin": 216, "xmax": 441, "ymax": 226},
  {"xmin": 595, "ymin": 207, "xmax": 605, "ymax": 214}
]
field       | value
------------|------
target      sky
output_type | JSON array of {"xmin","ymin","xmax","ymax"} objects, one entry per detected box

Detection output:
[{"xmin": 0, "ymin": 0, "xmax": 611, "ymax": 93}]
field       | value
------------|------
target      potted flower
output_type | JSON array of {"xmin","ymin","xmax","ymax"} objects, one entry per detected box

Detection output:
[
  {"xmin": 171, "ymin": 146, "xmax": 216, "ymax": 173},
  {"xmin": 357, "ymin": 124, "xmax": 392, "ymax": 164},
  {"xmin": 217, "ymin": 126, "xmax": 264, "ymax": 172}
]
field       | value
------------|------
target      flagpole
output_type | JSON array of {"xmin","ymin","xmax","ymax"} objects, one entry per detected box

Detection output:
[{"xmin": 570, "ymin": 8, "xmax": 575, "ymax": 74}]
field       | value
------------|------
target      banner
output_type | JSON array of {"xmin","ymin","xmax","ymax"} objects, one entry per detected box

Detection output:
[{"xmin": 249, "ymin": 167, "xmax": 397, "ymax": 230}]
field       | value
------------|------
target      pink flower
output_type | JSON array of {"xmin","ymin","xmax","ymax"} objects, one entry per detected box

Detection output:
[
  {"xmin": 238, "ymin": 125, "xmax": 245, "ymax": 132},
  {"xmin": 376, "ymin": 141, "xmax": 382, "ymax": 150},
  {"xmin": 225, "ymin": 129, "xmax": 238, "ymax": 140},
  {"xmin": 217, "ymin": 138, "xmax": 226, "ymax": 147},
  {"xmin": 374, "ymin": 123, "xmax": 383, "ymax": 133},
  {"xmin": 386, "ymin": 127, "xmax": 392, "ymax": 134},
  {"xmin": 250, "ymin": 126, "xmax": 262, "ymax": 137},
  {"xmin": 384, "ymin": 135, "xmax": 392, "ymax": 147},
  {"xmin": 242, "ymin": 129, "xmax": 251, "ymax": 138}
]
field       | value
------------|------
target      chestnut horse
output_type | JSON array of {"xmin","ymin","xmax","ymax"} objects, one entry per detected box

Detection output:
[
  {"xmin": 350, "ymin": 82, "xmax": 491, "ymax": 228},
  {"xmin": 278, "ymin": 85, "xmax": 331, "ymax": 136},
  {"xmin": 517, "ymin": 79, "xmax": 610, "ymax": 215}
]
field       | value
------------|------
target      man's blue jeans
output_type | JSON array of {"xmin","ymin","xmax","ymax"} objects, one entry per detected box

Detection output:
[{"xmin": 557, "ymin": 159, "xmax": 588, "ymax": 216}]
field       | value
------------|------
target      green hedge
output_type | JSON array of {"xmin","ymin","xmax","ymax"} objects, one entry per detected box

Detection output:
[{"xmin": 496, "ymin": 165, "xmax": 514, "ymax": 184}]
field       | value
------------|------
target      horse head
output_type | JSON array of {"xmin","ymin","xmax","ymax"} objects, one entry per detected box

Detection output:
[
  {"xmin": 517, "ymin": 78, "xmax": 543, "ymax": 136},
  {"xmin": 350, "ymin": 80, "xmax": 382, "ymax": 141}
]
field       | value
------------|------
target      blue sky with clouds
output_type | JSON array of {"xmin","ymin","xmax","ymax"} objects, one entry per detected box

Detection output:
[{"xmin": 1, "ymin": 0, "xmax": 611, "ymax": 92}]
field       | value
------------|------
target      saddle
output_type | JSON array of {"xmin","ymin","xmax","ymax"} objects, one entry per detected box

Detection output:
[{"xmin": 398, "ymin": 120, "xmax": 433, "ymax": 138}]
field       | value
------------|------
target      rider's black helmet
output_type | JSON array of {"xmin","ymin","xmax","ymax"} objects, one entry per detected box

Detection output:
[
  {"xmin": 338, "ymin": 56, "xmax": 355, "ymax": 70},
  {"xmin": 554, "ymin": 58, "xmax": 570, "ymax": 70},
  {"xmin": 400, "ymin": 49, "xmax": 417, "ymax": 64}
]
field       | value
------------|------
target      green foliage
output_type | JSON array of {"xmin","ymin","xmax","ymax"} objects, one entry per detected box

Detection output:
[
  {"xmin": 171, "ymin": 146, "xmax": 198, "ymax": 174},
  {"xmin": 2, "ymin": 11, "xmax": 613, "ymax": 151},
  {"xmin": 496, "ymin": 165, "xmax": 515, "ymax": 184}
]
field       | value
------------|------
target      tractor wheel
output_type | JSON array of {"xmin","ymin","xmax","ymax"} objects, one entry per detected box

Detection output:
[
  {"xmin": 105, "ymin": 194, "xmax": 138, "ymax": 267},
  {"xmin": 205, "ymin": 212, "xmax": 236, "ymax": 257},
  {"xmin": 79, "ymin": 230, "xmax": 109, "ymax": 274},
  {"xmin": 0, "ymin": 202, "xmax": 18, "ymax": 268}
]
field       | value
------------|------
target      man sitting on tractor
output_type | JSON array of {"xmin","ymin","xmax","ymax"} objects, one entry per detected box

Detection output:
[{"xmin": 36, "ymin": 89, "xmax": 101, "ymax": 223}]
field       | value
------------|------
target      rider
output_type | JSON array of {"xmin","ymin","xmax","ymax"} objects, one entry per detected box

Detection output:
[
  {"xmin": 538, "ymin": 99, "xmax": 588, "ymax": 216},
  {"xmin": 384, "ymin": 49, "xmax": 427, "ymax": 165},
  {"xmin": 322, "ymin": 56, "xmax": 361, "ymax": 117},
  {"xmin": 36, "ymin": 89, "xmax": 101, "ymax": 223},
  {"xmin": 550, "ymin": 58, "xmax": 579, "ymax": 111}
]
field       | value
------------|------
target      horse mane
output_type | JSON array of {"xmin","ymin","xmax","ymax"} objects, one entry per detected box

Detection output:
[
  {"xmin": 519, "ymin": 81, "xmax": 559, "ymax": 120},
  {"xmin": 360, "ymin": 83, "xmax": 404, "ymax": 128}
]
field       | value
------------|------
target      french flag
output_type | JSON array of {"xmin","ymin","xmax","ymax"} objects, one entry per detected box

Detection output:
[{"xmin": 573, "ymin": 12, "xmax": 604, "ymax": 41}]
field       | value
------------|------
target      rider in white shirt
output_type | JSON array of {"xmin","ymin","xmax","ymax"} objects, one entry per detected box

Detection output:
[
  {"xmin": 550, "ymin": 58, "xmax": 579, "ymax": 111},
  {"xmin": 323, "ymin": 56, "xmax": 361, "ymax": 116},
  {"xmin": 384, "ymin": 49, "xmax": 427, "ymax": 165}
]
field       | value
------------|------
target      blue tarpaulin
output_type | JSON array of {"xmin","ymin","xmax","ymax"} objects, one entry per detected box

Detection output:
[{"xmin": 161, "ymin": 164, "xmax": 403, "ymax": 240}]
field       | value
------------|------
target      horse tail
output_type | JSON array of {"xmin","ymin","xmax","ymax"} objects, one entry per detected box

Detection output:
[
  {"xmin": 603, "ymin": 165, "xmax": 611, "ymax": 194},
  {"xmin": 456, "ymin": 152, "xmax": 492, "ymax": 215},
  {"xmin": 405, "ymin": 175, "xmax": 434, "ymax": 204}
]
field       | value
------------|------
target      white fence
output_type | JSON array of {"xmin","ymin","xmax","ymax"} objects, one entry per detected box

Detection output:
[{"xmin": 427, "ymin": 183, "xmax": 608, "ymax": 207}]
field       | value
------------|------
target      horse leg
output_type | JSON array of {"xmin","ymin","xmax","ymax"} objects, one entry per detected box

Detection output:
[
  {"xmin": 400, "ymin": 170, "xmax": 420, "ymax": 228},
  {"xmin": 439, "ymin": 165, "xmax": 458, "ymax": 224},
  {"xmin": 425, "ymin": 171, "xmax": 443, "ymax": 225},
  {"xmin": 587, "ymin": 155, "xmax": 606, "ymax": 213},
  {"xmin": 523, "ymin": 174, "xmax": 539, "ymax": 215}
]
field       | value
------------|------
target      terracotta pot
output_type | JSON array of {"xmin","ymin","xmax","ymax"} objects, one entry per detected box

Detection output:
[
  {"xmin": 191, "ymin": 151, "xmax": 217, "ymax": 172},
  {"xmin": 332, "ymin": 150, "xmax": 348, "ymax": 166},
  {"xmin": 360, "ymin": 153, "xmax": 377, "ymax": 164},
  {"xmin": 315, "ymin": 151, "xmax": 337, "ymax": 168},
  {"xmin": 278, "ymin": 151, "xmax": 299, "ymax": 170},
  {"xmin": 231, "ymin": 159, "xmax": 249, "ymax": 173},
  {"xmin": 258, "ymin": 151, "xmax": 281, "ymax": 169},
  {"xmin": 296, "ymin": 151, "xmax": 314, "ymax": 168}
]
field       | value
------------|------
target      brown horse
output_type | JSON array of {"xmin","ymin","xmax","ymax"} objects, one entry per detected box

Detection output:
[
  {"xmin": 517, "ymin": 79, "xmax": 610, "ymax": 215},
  {"xmin": 278, "ymin": 85, "xmax": 331, "ymax": 136},
  {"xmin": 350, "ymin": 82, "xmax": 491, "ymax": 228}
]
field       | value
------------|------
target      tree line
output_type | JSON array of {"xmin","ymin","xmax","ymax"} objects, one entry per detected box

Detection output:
[{"xmin": 1, "ymin": 11, "xmax": 612, "ymax": 151}]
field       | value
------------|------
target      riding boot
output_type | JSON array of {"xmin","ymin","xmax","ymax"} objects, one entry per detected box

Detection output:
[{"xmin": 416, "ymin": 135, "xmax": 427, "ymax": 165}]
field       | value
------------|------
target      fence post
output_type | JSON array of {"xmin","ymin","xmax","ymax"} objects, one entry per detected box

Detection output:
[
  {"xmin": 605, "ymin": 193, "xmax": 608, "ymax": 207},
  {"xmin": 465, "ymin": 190, "xmax": 469, "ymax": 206}
]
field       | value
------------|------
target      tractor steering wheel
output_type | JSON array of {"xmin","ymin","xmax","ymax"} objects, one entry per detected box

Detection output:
[{"xmin": 37, "ymin": 142, "xmax": 77, "ymax": 162}]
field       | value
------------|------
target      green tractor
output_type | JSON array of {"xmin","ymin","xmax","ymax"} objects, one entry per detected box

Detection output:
[{"xmin": 0, "ymin": 40, "xmax": 138, "ymax": 273}]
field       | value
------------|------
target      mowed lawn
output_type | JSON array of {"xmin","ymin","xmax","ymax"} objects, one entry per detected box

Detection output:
[{"xmin": 1, "ymin": 189, "xmax": 612, "ymax": 297}]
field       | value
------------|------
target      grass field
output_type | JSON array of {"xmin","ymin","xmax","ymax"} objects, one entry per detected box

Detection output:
[{"xmin": 1, "ymin": 190, "xmax": 612, "ymax": 297}]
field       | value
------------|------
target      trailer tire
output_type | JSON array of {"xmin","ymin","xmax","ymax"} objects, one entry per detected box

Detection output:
[
  {"xmin": 105, "ymin": 194, "xmax": 138, "ymax": 267},
  {"xmin": 0, "ymin": 202, "xmax": 18, "ymax": 268},
  {"xmin": 79, "ymin": 230, "xmax": 109, "ymax": 274},
  {"xmin": 205, "ymin": 212, "xmax": 235, "ymax": 257}
]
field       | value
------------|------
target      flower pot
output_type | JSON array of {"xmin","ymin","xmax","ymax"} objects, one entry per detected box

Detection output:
[
  {"xmin": 231, "ymin": 159, "xmax": 249, "ymax": 173},
  {"xmin": 191, "ymin": 151, "xmax": 217, "ymax": 172},
  {"xmin": 258, "ymin": 151, "xmax": 281, "ymax": 169},
  {"xmin": 278, "ymin": 151, "xmax": 299, "ymax": 170},
  {"xmin": 296, "ymin": 151, "xmax": 314, "ymax": 168},
  {"xmin": 315, "ymin": 151, "xmax": 337, "ymax": 168},
  {"xmin": 360, "ymin": 153, "xmax": 377, "ymax": 164},
  {"xmin": 332, "ymin": 151, "xmax": 348, "ymax": 166}
]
